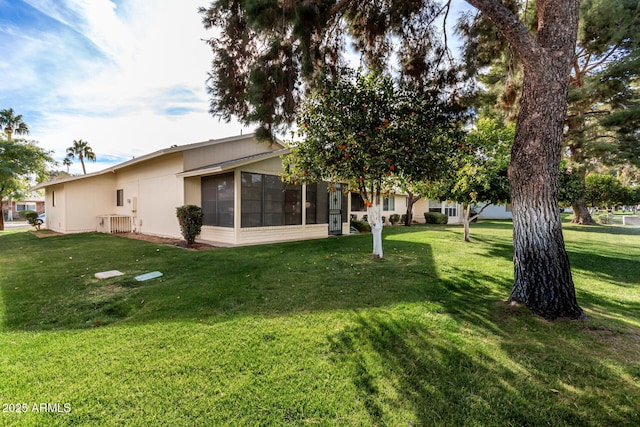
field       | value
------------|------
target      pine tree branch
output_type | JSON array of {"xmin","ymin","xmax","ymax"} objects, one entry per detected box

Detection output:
[
  {"xmin": 330, "ymin": 0, "xmax": 353, "ymax": 16},
  {"xmin": 464, "ymin": 0, "xmax": 539, "ymax": 66}
]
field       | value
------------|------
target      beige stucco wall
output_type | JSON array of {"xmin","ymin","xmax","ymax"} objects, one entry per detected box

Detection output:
[
  {"xmin": 349, "ymin": 196, "xmax": 463, "ymax": 225},
  {"xmin": 350, "ymin": 193, "xmax": 408, "ymax": 223},
  {"xmin": 44, "ymin": 184, "xmax": 65, "ymax": 233},
  {"xmin": 43, "ymin": 174, "xmax": 116, "ymax": 233},
  {"xmin": 414, "ymin": 198, "xmax": 463, "ymax": 224},
  {"xmin": 112, "ymin": 153, "xmax": 184, "ymax": 239}
]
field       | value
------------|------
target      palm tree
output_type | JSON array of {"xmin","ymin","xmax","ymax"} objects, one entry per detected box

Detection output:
[
  {"xmin": 62, "ymin": 156, "xmax": 73, "ymax": 173},
  {"xmin": 66, "ymin": 139, "xmax": 96, "ymax": 175},
  {"xmin": 0, "ymin": 108, "xmax": 30, "ymax": 141}
]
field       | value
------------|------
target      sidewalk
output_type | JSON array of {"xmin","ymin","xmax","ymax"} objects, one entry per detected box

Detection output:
[{"xmin": 3, "ymin": 221, "xmax": 29, "ymax": 229}]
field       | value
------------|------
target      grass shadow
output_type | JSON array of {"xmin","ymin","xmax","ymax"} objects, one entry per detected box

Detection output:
[
  {"xmin": 327, "ymin": 311, "xmax": 639, "ymax": 426},
  {"xmin": 1, "ymin": 229, "xmax": 447, "ymax": 331}
]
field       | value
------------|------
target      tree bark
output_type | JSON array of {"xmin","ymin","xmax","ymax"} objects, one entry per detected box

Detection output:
[
  {"xmin": 404, "ymin": 191, "xmax": 420, "ymax": 226},
  {"xmin": 467, "ymin": 0, "xmax": 583, "ymax": 319},
  {"xmin": 571, "ymin": 201, "xmax": 594, "ymax": 224},
  {"xmin": 367, "ymin": 203, "xmax": 384, "ymax": 258},
  {"xmin": 0, "ymin": 195, "xmax": 5, "ymax": 231},
  {"xmin": 463, "ymin": 204, "xmax": 472, "ymax": 242}
]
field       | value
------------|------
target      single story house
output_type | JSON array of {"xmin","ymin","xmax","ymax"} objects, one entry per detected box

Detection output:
[
  {"xmin": 32, "ymin": 134, "xmax": 349, "ymax": 246},
  {"xmin": 2, "ymin": 195, "xmax": 45, "ymax": 221},
  {"xmin": 350, "ymin": 194, "xmax": 465, "ymax": 224}
]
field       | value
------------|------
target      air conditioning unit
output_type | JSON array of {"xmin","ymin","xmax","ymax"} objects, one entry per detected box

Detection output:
[{"xmin": 97, "ymin": 215, "xmax": 132, "ymax": 234}]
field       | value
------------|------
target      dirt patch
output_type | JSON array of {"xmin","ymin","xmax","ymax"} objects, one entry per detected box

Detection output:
[
  {"xmin": 117, "ymin": 233, "xmax": 218, "ymax": 250},
  {"xmin": 30, "ymin": 229, "xmax": 216, "ymax": 250},
  {"xmin": 30, "ymin": 229, "xmax": 63, "ymax": 238}
]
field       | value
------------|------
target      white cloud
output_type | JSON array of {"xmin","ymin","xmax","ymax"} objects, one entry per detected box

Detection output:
[{"xmin": 10, "ymin": 0, "xmax": 246, "ymax": 173}]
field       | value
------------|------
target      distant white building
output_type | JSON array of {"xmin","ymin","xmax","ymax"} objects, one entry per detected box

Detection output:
[{"xmin": 474, "ymin": 203, "xmax": 513, "ymax": 220}]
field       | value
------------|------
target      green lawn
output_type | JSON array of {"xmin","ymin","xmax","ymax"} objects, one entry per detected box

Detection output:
[{"xmin": 0, "ymin": 221, "xmax": 638, "ymax": 426}]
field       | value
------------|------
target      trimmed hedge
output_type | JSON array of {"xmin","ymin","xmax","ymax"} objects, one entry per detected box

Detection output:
[{"xmin": 424, "ymin": 212, "xmax": 448, "ymax": 224}]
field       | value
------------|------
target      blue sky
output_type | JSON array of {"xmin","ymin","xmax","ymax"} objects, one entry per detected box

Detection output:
[
  {"xmin": 0, "ymin": 0, "xmax": 244, "ymax": 174},
  {"xmin": 1, "ymin": 0, "xmax": 474, "ymax": 175}
]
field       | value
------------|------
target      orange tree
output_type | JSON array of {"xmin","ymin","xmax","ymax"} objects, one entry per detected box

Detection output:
[
  {"xmin": 427, "ymin": 118, "xmax": 513, "ymax": 242},
  {"xmin": 283, "ymin": 69, "xmax": 465, "ymax": 258}
]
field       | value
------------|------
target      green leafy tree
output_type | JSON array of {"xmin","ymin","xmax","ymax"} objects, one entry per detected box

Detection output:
[
  {"xmin": 585, "ymin": 174, "xmax": 626, "ymax": 208},
  {"xmin": 558, "ymin": 161, "xmax": 587, "ymax": 209},
  {"xmin": 0, "ymin": 135, "xmax": 53, "ymax": 230},
  {"xmin": 0, "ymin": 108, "xmax": 30, "ymax": 141},
  {"xmin": 430, "ymin": 118, "xmax": 513, "ymax": 241},
  {"xmin": 283, "ymin": 69, "xmax": 464, "ymax": 258},
  {"xmin": 202, "ymin": 0, "xmax": 584, "ymax": 318},
  {"xmin": 461, "ymin": 0, "xmax": 640, "ymax": 224},
  {"xmin": 395, "ymin": 180, "xmax": 431, "ymax": 227},
  {"xmin": 66, "ymin": 139, "xmax": 96, "ymax": 175},
  {"xmin": 565, "ymin": 0, "xmax": 640, "ymax": 223}
]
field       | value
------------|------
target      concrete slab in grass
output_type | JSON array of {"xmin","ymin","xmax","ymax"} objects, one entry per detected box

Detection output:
[
  {"xmin": 135, "ymin": 271, "xmax": 163, "ymax": 281},
  {"xmin": 94, "ymin": 270, "xmax": 124, "ymax": 279}
]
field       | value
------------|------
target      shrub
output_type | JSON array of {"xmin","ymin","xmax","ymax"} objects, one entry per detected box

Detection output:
[
  {"xmin": 400, "ymin": 214, "xmax": 406, "ymax": 224},
  {"xmin": 598, "ymin": 213, "xmax": 613, "ymax": 224},
  {"xmin": 23, "ymin": 211, "xmax": 43, "ymax": 230},
  {"xmin": 389, "ymin": 214, "xmax": 400, "ymax": 225},
  {"xmin": 350, "ymin": 219, "xmax": 371, "ymax": 233},
  {"xmin": 176, "ymin": 205, "xmax": 204, "ymax": 245},
  {"xmin": 20, "ymin": 209, "xmax": 35, "ymax": 220},
  {"xmin": 382, "ymin": 216, "xmax": 386, "ymax": 224},
  {"xmin": 424, "ymin": 212, "xmax": 448, "ymax": 224}
]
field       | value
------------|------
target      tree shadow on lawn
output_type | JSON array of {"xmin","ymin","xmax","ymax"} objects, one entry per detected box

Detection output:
[
  {"xmin": 1, "ymin": 227, "xmax": 637, "ymax": 332},
  {"xmin": 563, "ymin": 223, "xmax": 640, "ymax": 237},
  {"xmin": 568, "ymin": 247, "xmax": 640, "ymax": 288},
  {"xmin": 2, "ymin": 231, "xmax": 639, "ymax": 425},
  {"xmin": 1, "ymin": 231, "xmax": 452, "ymax": 331},
  {"xmin": 327, "ymin": 306, "xmax": 640, "ymax": 427}
]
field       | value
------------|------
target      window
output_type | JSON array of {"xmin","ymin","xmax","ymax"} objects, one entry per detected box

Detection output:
[
  {"xmin": 306, "ymin": 182, "xmax": 329, "ymax": 224},
  {"xmin": 444, "ymin": 201, "xmax": 457, "ymax": 217},
  {"xmin": 241, "ymin": 172, "xmax": 302, "ymax": 227},
  {"xmin": 16, "ymin": 203, "xmax": 36, "ymax": 212},
  {"xmin": 52, "ymin": 191, "xmax": 56, "ymax": 207},
  {"xmin": 383, "ymin": 195, "xmax": 395, "ymax": 211},
  {"xmin": 116, "ymin": 189, "xmax": 124, "ymax": 207},
  {"xmin": 350, "ymin": 192, "xmax": 366, "ymax": 212},
  {"xmin": 201, "ymin": 173, "xmax": 234, "ymax": 227},
  {"xmin": 428, "ymin": 200, "xmax": 442, "ymax": 213}
]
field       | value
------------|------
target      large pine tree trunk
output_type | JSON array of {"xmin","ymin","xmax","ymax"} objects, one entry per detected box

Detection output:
[
  {"xmin": 571, "ymin": 201, "xmax": 594, "ymax": 224},
  {"xmin": 507, "ymin": 1, "xmax": 583, "ymax": 319},
  {"xmin": 463, "ymin": 0, "xmax": 584, "ymax": 319}
]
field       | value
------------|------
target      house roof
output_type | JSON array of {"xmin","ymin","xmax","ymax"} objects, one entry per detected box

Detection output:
[
  {"xmin": 32, "ymin": 133, "xmax": 285, "ymax": 190},
  {"xmin": 177, "ymin": 148, "xmax": 290, "ymax": 178}
]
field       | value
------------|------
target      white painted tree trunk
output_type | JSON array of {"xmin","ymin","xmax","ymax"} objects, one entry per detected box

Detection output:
[{"xmin": 367, "ymin": 203, "xmax": 383, "ymax": 259}]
